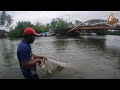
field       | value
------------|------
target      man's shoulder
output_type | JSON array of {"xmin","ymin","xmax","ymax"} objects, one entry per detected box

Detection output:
[{"xmin": 17, "ymin": 41, "xmax": 30, "ymax": 52}]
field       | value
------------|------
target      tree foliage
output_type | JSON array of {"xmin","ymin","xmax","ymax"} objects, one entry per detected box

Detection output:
[
  {"xmin": 8, "ymin": 18, "xmax": 70, "ymax": 38},
  {"xmin": 50, "ymin": 18, "xmax": 69, "ymax": 35},
  {"xmin": 8, "ymin": 21, "xmax": 34, "ymax": 38},
  {"xmin": 0, "ymin": 11, "xmax": 13, "ymax": 27}
]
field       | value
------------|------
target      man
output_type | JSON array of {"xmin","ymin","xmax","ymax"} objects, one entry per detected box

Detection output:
[{"xmin": 17, "ymin": 28, "xmax": 47, "ymax": 79}]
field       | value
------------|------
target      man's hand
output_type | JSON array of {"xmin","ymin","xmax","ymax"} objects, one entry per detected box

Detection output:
[
  {"xmin": 39, "ymin": 56, "xmax": 47, "ymax": 60},
  {"xmin": 32, "ymin": 54, "xmax": 47, "ymax": 60},
  {"xmin": 36, "ymin": 58, "xmax": 42, "ymax": 64},
  {"xmin": 32, "ymin": 54, "xmax": 38, "ymax": 59},
  {"xmin": 21, "ymin": 58, "xmax": 42, "ymax": 69}
]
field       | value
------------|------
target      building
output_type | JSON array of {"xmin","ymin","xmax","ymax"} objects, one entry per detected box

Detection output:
[{"xmin": 0, "ymin": 30, "xmax": 8, "ymax": 38}]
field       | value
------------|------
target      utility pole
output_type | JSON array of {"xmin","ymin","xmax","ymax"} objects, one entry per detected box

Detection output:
[
  {"xmin": 69, "ymin": 15, "xmax": 70, "ymax": 27},
  {"xmin": 66, "ymin": 15, "xmax": 70, "ymax": 27}
]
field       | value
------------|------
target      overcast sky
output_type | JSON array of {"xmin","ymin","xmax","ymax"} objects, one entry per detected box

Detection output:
[{"xmin": 6, "ymin": 11, "xmax": 120, "ymax": 26}]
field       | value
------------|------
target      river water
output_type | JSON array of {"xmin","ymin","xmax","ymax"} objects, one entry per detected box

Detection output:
[{"xmin": 1, "ymin": 35, "xmax": 120, "ymax": 79}]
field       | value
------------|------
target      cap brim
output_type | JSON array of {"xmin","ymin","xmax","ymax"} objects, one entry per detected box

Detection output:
[{"xmin": 33, "ymin": 33, "xmax": 40, "ymax": 36}]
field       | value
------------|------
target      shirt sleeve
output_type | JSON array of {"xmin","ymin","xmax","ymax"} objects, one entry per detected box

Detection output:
[{"xmin": 19, "ymin": 46, "xmax": 31, "ymax": 62}]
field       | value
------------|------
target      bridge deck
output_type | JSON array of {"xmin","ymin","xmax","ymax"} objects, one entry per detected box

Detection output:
[{"xmin": 68, "ymin": 25, "xmax": 113, "ymax": 32}]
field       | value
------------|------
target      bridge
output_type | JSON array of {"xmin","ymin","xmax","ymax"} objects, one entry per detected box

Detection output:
[
  {"xmin": 68, "ymin": 19, "xmax": 117, "ymax": 34},
  {"xmin": 68, "ymin": 25, "xmax": 113, "ymax": 32}
]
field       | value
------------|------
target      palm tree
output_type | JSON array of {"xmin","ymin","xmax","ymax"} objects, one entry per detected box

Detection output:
[
  {"xmin": 75, "ymin": 20, "xmax": 82, "ymax": 26},
  {"xmin": 6, "ymin": 15, "xmax": 13, "ymax": 27},
  {"xmin": 69, "ymin": 22, "xmax": 74, "ymax": 27},
  {"xmin": 0, "ymin": 11, "xmax": 13, "ymax": 30},
  {"xmin": 35, "ymin": 21, "xmax": 42, "ymax": 26},
  {"xmin": 0, "ymin": 11, "xmax": 6, "ymax": 25}
]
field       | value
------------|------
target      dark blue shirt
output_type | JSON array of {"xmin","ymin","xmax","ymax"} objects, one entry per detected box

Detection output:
[{"xmin": 17, "ymin": 40, "xmax": 36, "ymax": 75}]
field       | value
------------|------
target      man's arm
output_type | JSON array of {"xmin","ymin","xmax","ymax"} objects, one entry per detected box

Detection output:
[
  {"xmin": 18, "ymin": 47, "xmax": 43, "ymax": 69},
  {"xmin": 32, "ymin": 54, "xmax": 47, "ymax": 60},
  {"xmin": 21, "ymin": 58, "xmax": 42, "ymax": 69}
]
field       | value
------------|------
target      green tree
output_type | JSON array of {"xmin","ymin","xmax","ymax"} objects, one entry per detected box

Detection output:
[
  {"xmin": 97, "ymin": 29, "xmax": 108, "ymax": 35},
  {"xmin": 43, "ymin": 23, "xmax": 51, "ymax": 32},
  {"xmin": 8, "ymin": 18, "xmax": 70, "ymax": 39},
  {"xmin": 34, "ymin": 21, "xmax": 42, "ymax": 26},
  {"xmin": 50, "ymin": 18, "xmax": 69, "ymax": 35},
  {"xmin": 69, "ymin": 22, "xmax": 74, "ymax": 27},
  {"xmin": 33, "ymin": 25, "xmax": 42, "ymax": 33},
  {"xmin": 8, "ymin": 21, "xmax": 34, "ymax": 38}
]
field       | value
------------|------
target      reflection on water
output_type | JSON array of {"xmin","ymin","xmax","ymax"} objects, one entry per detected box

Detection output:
[
  {"xmin": 53, "ymin": 40, "xmax": 68, "ymax": 51},
  {"xmin": 2, "ymin": 46, "xmax": 15, "ymax": 60},
  {"xmin": 72, "ymin": 36, "xmax": 106, "ymax": 53},
  {"xmin": 1, "ymin": 39, "xmax": 16, "ymax": 67},
  {"xmin": 1, "ymin": 35, "xmax": 120, "ymax": 79}
]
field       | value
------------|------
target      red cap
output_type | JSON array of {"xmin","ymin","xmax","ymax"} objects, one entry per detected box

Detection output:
[{"xmin": 23, "ymin": 28, "xmax": 40, "ymax": 36}]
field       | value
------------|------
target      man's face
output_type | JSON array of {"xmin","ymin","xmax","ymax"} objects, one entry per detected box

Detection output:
[{"xmin": 28, "ymin": 34, "xmax": 35, "ymax": 43}]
